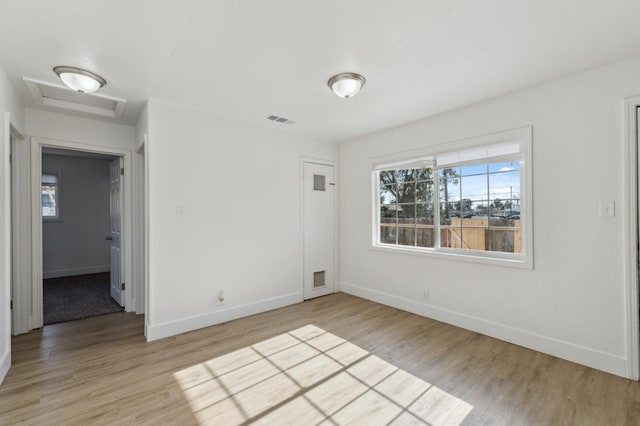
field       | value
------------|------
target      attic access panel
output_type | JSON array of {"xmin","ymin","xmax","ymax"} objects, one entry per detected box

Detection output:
[{"xmin": 23, "ymin": 77, "xmax": 126, "ymax": 119}]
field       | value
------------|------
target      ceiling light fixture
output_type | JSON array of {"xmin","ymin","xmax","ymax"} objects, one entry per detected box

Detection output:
[
  {"xmin": 53, "ymin": 66, "xmax": 107, "ymax": 94},
  {"xmin": 327, "ymin": 72, "xmax": 366, "ymax": 99}
]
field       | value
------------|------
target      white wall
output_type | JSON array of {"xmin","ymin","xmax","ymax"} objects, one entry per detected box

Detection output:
[
  {"xmin": 0, "ymin": 64, "xmax": 25, "ymax": 384},
  {"xmin": 27, "ymin": 109, "xmax": 135, "ymax": 150},
  {"xmin": 339, "ymin": 55, "xmax": 640, "ymax": 378},
  {"xmin": 42, "ymin": 154, "xmax": 111, "ymax": 279},
  {"xmin": 145, "ymin": 100, "xmax": 337, "ymax": 340}
]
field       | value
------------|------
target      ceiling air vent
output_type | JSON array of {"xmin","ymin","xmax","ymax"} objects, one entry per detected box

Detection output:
[
  {"xmin": 23, "ymin": 77, "xmax": 126, "ymax": 120},
  {"xmin": 267, "ymin": 115, "xmax": 295, "ymax": 125}
]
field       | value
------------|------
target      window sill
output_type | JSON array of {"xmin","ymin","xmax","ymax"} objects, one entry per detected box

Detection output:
[
  {"xmin": 370, "ymin": 243, "xmax": 533, "ymax": 270},
  {"xmin": 43, "ymin": 217, "xmax": 62, "ymax": 222}
]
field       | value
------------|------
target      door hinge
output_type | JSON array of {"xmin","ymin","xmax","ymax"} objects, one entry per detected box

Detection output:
[
  {"xmin": 121, "ymin": 167, "xmax": 125, "ymax": 176},
  {"xmin": 121, "ymin": 283, "xmax": 125, "ymax": 291},
  {"xmin": 10, "ymin": 300, "xmax": 12, "ymax": 310}
]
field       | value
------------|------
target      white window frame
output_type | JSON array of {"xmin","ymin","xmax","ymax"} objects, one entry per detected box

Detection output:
[
  {"xmin": 41, "ymin": 171, "xmax": 62, "ymax": 221},
  {"xmin": 371, "ymin": 126, "xmax": 533, "ymax": 269}
]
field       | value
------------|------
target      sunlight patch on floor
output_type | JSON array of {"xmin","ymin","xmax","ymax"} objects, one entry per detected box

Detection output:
[{"xmin": 174, "ymin": 324, "xmax": 473, "ymax": 425}]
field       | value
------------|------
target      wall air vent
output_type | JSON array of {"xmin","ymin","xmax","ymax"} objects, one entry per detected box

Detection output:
[
  {"xmin": 313, "ymin": 271, "xmax": 326, "ymax": 289},
  {"xmin": 266, "ymin": 115, "xmax": 295, "ymax": 125},
  {"xmin": 23, "ymin": 77, "xmax": 126, "ymax": 120}
]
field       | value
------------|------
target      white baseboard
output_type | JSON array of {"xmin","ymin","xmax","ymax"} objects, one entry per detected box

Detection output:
[
  {"xmin": 43, "ymin": 265, "xmax": 110, "ymax": 279},
  {"xmin": 340, "ymin": 281, "xmax": 629, "ymax": 378},
  {"xmin": 0, "ymin": 349, "xmax": 10, "ymax": 385},
  {"xmin": 146, "ymin": 292, "xmax": 303, "ymax": 342}
]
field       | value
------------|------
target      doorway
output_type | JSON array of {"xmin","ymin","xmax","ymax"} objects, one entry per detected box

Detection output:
[
  {"xmin": 14, "ymin": 137, "xmax": 137, "ymax": 332},
  {"xmin": 40, "ymin": 148, "xmax": 123, "ymax": 325},
  {"xmin": 302, "ymin": 160, "xmax": 336, "ymax": 300}
]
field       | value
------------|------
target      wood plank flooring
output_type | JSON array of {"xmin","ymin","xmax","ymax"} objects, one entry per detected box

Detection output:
[{"xmin": 1, "ymin": 293, "xmax": 639, "ymax": 425}]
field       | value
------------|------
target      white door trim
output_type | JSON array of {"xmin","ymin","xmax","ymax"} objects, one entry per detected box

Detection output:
[
  {"xmin": 624, "ymin": 95, "xmax": 640, "ymax": 380},
  {"xmin": 9, "ymin": 123, "xmax": 28, "ymax": 335},
  {"xmin": 300, "ymin": 157, "xmax": 338, "ymax": 299},
  {"xmin": 134, "ymin": 138, "xmax": 146, "ymax": 316},
  {"xmin": 29, "ymin": 136, "xmax": 134, "ymax": 329},
  {"xmin": 1, "ymin": 113, "xmax": 13, "ymax": 384}
]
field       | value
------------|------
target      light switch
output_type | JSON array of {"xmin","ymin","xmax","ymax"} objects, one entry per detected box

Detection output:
[
  {"xmin": 598, "ymin": 201, "xmax": 615, "ymax": 218},
  {"xmin": 176, "ymin": 206, "xmax": 185, "ymax": 218}
]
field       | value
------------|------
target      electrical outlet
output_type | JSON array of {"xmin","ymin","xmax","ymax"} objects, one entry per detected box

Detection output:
[
  {"xmin": 217, "ymin": 290, "xmax": 225, "ymax": 306},
  {"xmin": 423, "ymin": 289, "xmax": 429, "ymax": 300}
]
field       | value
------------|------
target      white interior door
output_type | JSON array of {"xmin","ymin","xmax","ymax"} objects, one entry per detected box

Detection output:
[
  {"xmin": 109, "ymin": 158, "xmax": 124, "ymax": 306},
  {"xmin": 303, "ymin": 162, "xmax": 335, "ymax": 300}
]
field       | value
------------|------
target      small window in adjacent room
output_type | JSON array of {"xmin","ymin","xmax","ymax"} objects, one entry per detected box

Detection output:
[
  {"xmin": 372, "ymin": 127, "xmax": 532, "ymax": 268},
  {"xmin": 42, "ymin": 172, "xmax": 61, "ymax": 220}
]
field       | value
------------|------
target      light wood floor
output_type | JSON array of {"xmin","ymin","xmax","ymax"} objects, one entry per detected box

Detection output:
[{"xmin": 1, "ymin": 293, "xmax": 639, "ymax": 425}]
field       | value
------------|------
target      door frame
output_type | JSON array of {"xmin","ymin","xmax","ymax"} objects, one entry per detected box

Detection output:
[
  {"xmin": 624, "ymin": 95, "xmax": 640, "ymax": 380},
  {"xmin": 300, "ymin": 157, "xmax": 338, "ymax": 299},
  {"xmin": 1, "ymin": 113, "xmax": 18, "ymax": 382},
  {"xmin": 29, "ymin": 136, "xmax": 134, "ymax": 329},
  {"xmin": 9, "ymin": 122, "xmax": 27, "ymax": 335}
]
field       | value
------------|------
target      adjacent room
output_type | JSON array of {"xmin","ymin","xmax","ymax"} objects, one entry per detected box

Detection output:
[
  {"xmin": 41, "ymin": 148, "xmax": 123, "ymax": 325},
  {"xmin": 1, "ymin": 1, "xmax": 640, "ymax": 424}
]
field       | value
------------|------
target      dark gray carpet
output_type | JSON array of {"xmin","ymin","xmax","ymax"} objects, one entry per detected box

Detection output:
[{"xmin": 43, "ymin": 272, "xmax": 124, "ymax": 325}]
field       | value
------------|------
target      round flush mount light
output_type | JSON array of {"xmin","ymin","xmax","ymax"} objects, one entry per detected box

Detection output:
[
  {"xmin": 327, "ymin": 72, "xmax": 366, "ymax": 99},
  {"xmin": 53, "ymin": 66, "xmax": 106, "ymax": 93}
]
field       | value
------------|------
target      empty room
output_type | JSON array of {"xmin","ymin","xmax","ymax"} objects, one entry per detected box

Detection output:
[{"xmin": 2, "ymin": 1, "xmax": 640, "ymax": 424}]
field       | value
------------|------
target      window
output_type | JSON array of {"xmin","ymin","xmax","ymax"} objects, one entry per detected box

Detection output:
[
  {"xmin": 373, "ymin": 127, "xmax": 532, "ymax": 268},
  {"xmin": 42, "ymin": 172, "xmax": 61, "ymax": 220}
]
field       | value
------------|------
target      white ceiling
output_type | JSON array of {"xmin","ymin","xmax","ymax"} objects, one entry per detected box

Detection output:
[{"xmin": 1, "ymin": 0, "xmax": 640, "ymax": 142}]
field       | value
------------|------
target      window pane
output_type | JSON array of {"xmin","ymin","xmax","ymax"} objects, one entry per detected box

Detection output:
[
  {"xmin": 379, "ymin": 170, "xmax": 395, "ymax": 184},
  {"xmin": 488, "ymin": 161, "xmax": 520, "ymax": 173},
  {"xmin": 439, "ymin": 168, "xmax": 460, "ymax": 221},
  {"xmin": 489, "ymin": 170, "xmax": 519, "ymax": 221},
  {"xmin": 489, "ymin": 171, "xmax": 519, "ymax": 200},
  {"xmin": 377, "ymin": 166, "xmax": 433, "ymax": 248},
  {"xmin": 380, "ymin": 205, "xmax": 397, "ymax": 222},
  {"xmin": 42, "ymin": 183, "xmax": 58, "ymax": 218},
  {"xmin": 380, "ymin": 184, "xmax": 397, "ymax": 204},
  {"xmin": 439, "ymin": 202, "xmax": 450, "ymax": 224},
  {"xmin": 471, "ymin": 201, "xmax": 489, "ymax": 218},
  {"xmin": 380, "ymin": 224, "xmax": 397, "ymax": 244},
  {"xmin": 397, "ymin": 225, "xmax": 416, "ymax": 247},
  {"xmin": 395, "ymin": 168, "xmax": 424, "ymax": 183},
  {"xmin": 396, "ymin": 180, "xmax": 416, "ymax": 204},
  {"xmin": 397, "ymin": 203, "xmax": 415, "ymax": 219},
  {"xmin": 461, "ymin": 227, "xmax": 487, "ymax": 251},
  {"xmin": 461, "ymin": 174, "xmax": 487, "ymax": 202},
  {"xmin": 487, "ymin": 229, "xmax": 519, "ymax": 253},
  {"xmin": 460, "ymin": 164, "xmax": 487, "ymax": 177},
  {"xmin": 440, "ymin": 227, "xmax": 461, "ymax": 249},
  {"xmin": 397, "ymin": 204, "xmax": 416, "ymax": 246},
  {"xmin": 416, "ymin": 228, "xmax": 435, "ymax": 248},
  {"xmin": 380, "ymin": 200, "xmax": 397, "ymax": 245},
  {"xmin": 415, "ymin": 180, "xmax": 434, "ymax": 203},
  {"xmin": 416, "ymin": 203, "xmax": 434, "ymax": 225},
  {"xmin": 416, "ymin": 202, "xmax": 435, "ymax": 248}
]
